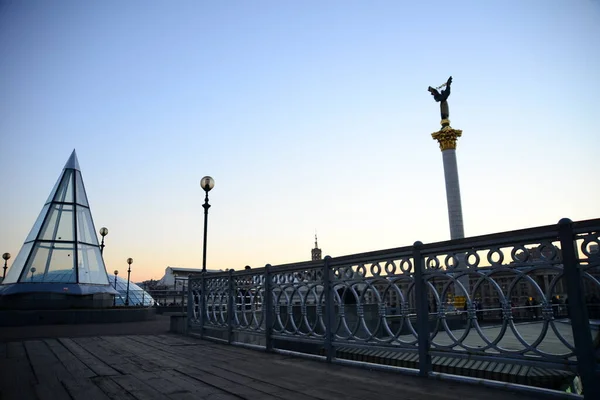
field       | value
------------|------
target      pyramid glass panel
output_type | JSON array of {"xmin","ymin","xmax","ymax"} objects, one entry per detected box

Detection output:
[
  {"xmin": 27, "ymin": 242, "xmax": 51, "ymax": 280},
  {"xmin": 53, "ymin": 169, "xmax": 75, "ymax": 203},
  {"xmin": 25, "ymin": 204, "xmax": 50, "ymax": 243},
  {"xmin": 76, "ymin": 206, "xmax": 98, "ymax": 245},
  {"xmin": 78, "ymin": 244, "xmax": 109, "ymax": 284},
  {"xmin": 45, "ymin": 175, "xmax": 62, "ymax": 205},
  {"xmin": 39, "ymin": 204, "xmax": 74, "ymax": 242},
  {"xmin": 75, "ymin": 171, "xmax": 89, "ymax": 207},
  {"xmin": 22, "ymin": 242, "xmax": 76, "ymax": 283},
  {"xmin": 1, "ymin": 242, "xmax": 33, "ymax": 284}
]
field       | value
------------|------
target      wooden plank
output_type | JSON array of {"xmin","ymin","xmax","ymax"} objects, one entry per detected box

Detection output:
[
  {"xmin": 0, "ymin": 386, "xmax": 37, "ymax": 400},
  {"xmin": 24, "ymin": 340, "xmax": 73, "ymax": 400},
  {"xmin": 91, "ymin": 377, "xmax": 137, "ymax": 400},
  {"xmin": 101, "ymin": 336, "xmax": 182, "ymax": 370},
  {"xmin": 58, "ymin": 338, "xmax": 120, "ymax": 376},
  {"xmin": 130, "ymin": 370, "xmax": 199, "ymax": 400},
  {"xmin": 126, "ymin": 336, "xmax": 368, "ymax": 400},
  {"xmin": 154, "ymin": 369, "xmax": 230, "ymax": 398},
  {"xmin": 24, "ymin": 340, "xmax": 110, "ymax": 400},
  {"xmin": 34, "ymin": 383, "xmax": 71, "ymax": 400},
  {"xmin": 0, "ymin": 342, "xmax": 37, "ymax": 391},
  {"xmin": 72, "ymin": 337, "xmax": 144, "ymax": 375},
  {"xmin": 172, "ymin": 367, "xmax": 282, "ymax": 400},
  {"xmin": 44, "ymin": 338, "xmax": 96, "ymax": 379},
  {"xmin": 61, "ymin": 378, "xmax": 112, "ymax": 400},
  {"xmin": 110, "ymin": 375, "xmax": 167, "ymax": 400},
  {"xmin": 95, "ymin": 337, "xmax": 165, "ymax": 373}
]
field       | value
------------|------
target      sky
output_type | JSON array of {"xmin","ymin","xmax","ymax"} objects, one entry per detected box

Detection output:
[{"xmin": 0, "ymin": 0, "xmax": 598, "ymax": 282}]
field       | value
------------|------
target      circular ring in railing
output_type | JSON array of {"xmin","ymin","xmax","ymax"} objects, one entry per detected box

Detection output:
[
  {"xmin": 465, "ymin": 250, "xmax": 480, "ymax": 268},
  {"xmin": 399, "ymin": 258, "xmax": 412, "ymax": 273},
  {"xmin": 511, "ymin": 245, "xmax": 530, "ymax": 263},
  {"xmin": 356, "ymin": 264, "xmax": 366, "ymax": 277},
  {"xmin": 444, "ymin": 254, "xmax": 458, "ymax": 270},
  {"xmin": 371, "ymin": 263, "xmax": 382, "ymax": 276},
  {"xmin": 486, "ymin": 248, "xmax": 504, "ymax": 265},
  {"xmin": 385, "ymin": 261, "xmax": 396, "ymax": 275},
  {"xmin": 538, "ymin": 242, "xmax": 558, "ymax": 261},
  {"xmin": 582, "ymin": 237, "xmax": 600, "ymax": 257},
  {"xmin": 427, "ymin": 256, "xmax": 440, "ymax": 270}
]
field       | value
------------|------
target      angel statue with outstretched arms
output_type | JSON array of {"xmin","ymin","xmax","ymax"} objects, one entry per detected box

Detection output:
[{"xmin": 428, "ymin": 76, "xmax": 453, "ymax": 120}]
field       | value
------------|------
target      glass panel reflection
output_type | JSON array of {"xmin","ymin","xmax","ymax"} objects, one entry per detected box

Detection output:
[
  {"xmin": 77, "ymin": 244, "xmax": 108, "ymax": 284},
  {"xmin": 1, "ymin": 242, "xmax": 33, "ymax": 284}
]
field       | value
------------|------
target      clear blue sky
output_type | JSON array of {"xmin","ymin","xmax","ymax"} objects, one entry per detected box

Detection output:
[{"xmin": 1, "ymin": 0, "xmax": 598, "ymax": 281}]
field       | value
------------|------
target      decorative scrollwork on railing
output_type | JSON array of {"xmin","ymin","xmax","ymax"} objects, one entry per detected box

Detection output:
[
  {"xmin": 232, "ymin": 272, "xmax": 265, "ymax": 333},
  {"xmin": 270, "ymin": 267, "xmax": 325, "ymax": 339}
]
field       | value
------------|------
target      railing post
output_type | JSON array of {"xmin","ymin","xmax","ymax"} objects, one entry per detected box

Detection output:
[
  {"xmin": 323, "ymin": 256, "xmax": 335, "ymax": 362},
  {"xmin": 264, "ymin": 264, "xmax": 273, "ymax": 352},
  {"xmin": 413, "ymin": 241, "xmax": 432, "ymax": 377},
  {"xmin": 227, "ymin": 269, "xmax": 234, "ymax": 344},
  {"xmin": 558, "ymin": 218, "xmax": 600, "ymax": 399},
  {"xmin": 187, "ymin": 274, "xmax": 193, "ymax": 332},
  {"xmin": 200, "ymin": 271, "xmax": 206, "ymax": 339}
]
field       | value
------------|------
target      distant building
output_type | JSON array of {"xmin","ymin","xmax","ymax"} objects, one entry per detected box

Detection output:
[
  {"xmin": 157, "ymin": 266, "xmax": 221, "ymax": 289},
  {"xmin": 311, "ymin": 235, "xmax": 322, "ymax": 261}
]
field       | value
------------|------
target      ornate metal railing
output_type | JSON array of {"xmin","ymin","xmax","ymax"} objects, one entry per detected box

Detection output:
[{"xmin": 188, "ymin": 218, "xmax": 600, "ymax": 398}]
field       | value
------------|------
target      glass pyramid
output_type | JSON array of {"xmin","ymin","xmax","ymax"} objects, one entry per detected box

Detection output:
[{"xmin": 2, "ymin": 150, "xmax": 110, "ymax": 286}]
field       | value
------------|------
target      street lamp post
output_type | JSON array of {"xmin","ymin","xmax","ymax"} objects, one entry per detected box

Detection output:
[
  {"xmin": 99, "ymin": 227, "xmax": 109, "ymax": 256},
  {"xmin": 125, "ymin": 258, "xmax": 133, "ymax": 305},
  {"xmin": 30, "ymin": 267, "xmax": 36, "ymax": 282},
  {"xmin": 113, "ymin": 270, "xmax": 119, "ymax": 306},
  {"xmin": 2, "ymin": 252, "xmax": 10, "ymax": 280},
  {"xmin": 201, "ymin": 176, "xmax": 215, "ymax": 273}
]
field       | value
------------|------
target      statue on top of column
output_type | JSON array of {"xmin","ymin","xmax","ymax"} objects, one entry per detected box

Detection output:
[{"xmin": 428, "ymin": 76, "xmax": 453, "ymax": 120}]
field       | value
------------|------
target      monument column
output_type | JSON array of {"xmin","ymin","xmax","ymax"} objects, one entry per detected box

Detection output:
[
  {"xmin": 432, "ymin": 123, "xmax": 464, "ymax": 240},
  {"xmin": 428, "ymin": 77, "xmax": 468, "ymax": 306}
]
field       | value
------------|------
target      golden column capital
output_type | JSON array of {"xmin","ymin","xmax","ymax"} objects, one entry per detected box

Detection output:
[{"xmin": 432, "ymin": 122, "xmax": 463, "ymax": 151}]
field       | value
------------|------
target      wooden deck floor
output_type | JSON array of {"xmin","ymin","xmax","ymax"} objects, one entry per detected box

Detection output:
[{"xmin": 0, "ymin": 334, "xmax": 547, "ymax": 400}]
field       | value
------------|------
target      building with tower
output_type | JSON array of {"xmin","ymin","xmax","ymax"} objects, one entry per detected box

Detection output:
[{"xmin": 311, "ymin": 235, "xmax": 322, "ymax": 261}]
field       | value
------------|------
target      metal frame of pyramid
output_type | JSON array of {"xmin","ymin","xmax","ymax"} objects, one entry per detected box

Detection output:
[{"xmin": 0, "ymin": 150, "xmax": 117, "ymax": 305}]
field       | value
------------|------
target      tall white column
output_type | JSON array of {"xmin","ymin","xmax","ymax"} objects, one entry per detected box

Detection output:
[
  {"xmin": 441, "ymin": 149, "xmax": 464, "ymax": 240},
  {"xmin": 432, "ymin": 121, "xmax": 468, "ymax": 303},
  {"xmin": 431, "ymin": 121, "xmax": 464, "ymax": 240}
]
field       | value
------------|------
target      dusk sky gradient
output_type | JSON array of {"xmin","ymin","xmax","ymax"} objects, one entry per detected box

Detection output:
[{"xmin": 1, "ymin": 0, "xmax": 598, "ymax": 282}]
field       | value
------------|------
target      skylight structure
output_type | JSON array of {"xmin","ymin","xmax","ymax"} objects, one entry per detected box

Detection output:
[{"xmin": 1, "ymin": 150, "xmax": 114, "ymax": 295}]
